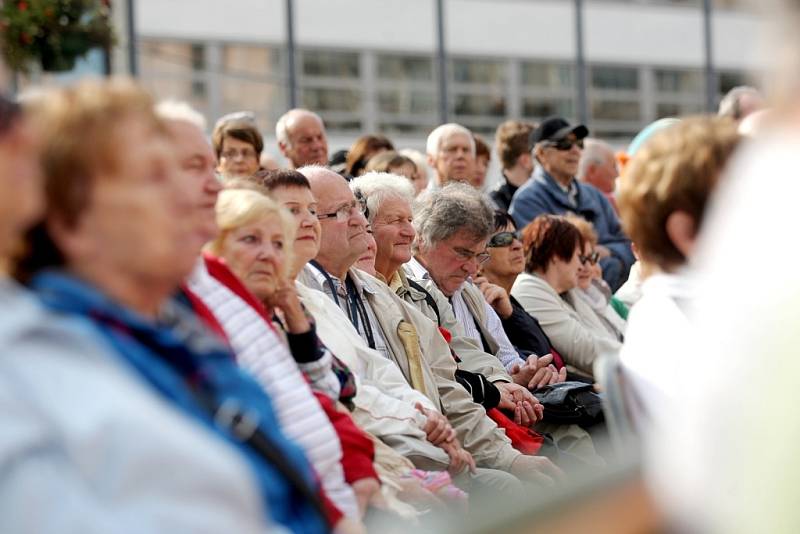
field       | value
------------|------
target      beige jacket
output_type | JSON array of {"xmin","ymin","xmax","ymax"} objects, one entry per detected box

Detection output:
[
  {"xmin": 391, "ymin": 269, "xmax": 511, "ymax": 384},
  {"xmin": 510, "ymin": 272, "xmax": 621, "ymax": 376},
  {"xmin": 352, "ymin": 270, "xmax": 520, "ymax": 470}
]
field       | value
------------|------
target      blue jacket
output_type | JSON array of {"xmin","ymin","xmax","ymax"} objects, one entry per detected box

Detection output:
[
  {"xmin": 509, "ymin": 167, "xmax": 635, "ymax": 289},
  {"xmin": 31, "ymin": 271, "xmax": 329, "ymax": 534}
]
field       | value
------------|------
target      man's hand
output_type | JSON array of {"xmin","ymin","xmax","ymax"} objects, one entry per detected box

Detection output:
[
  {"xmin": 474, "ymin": 276, "xmax": 514, "ymax": 319},
  {"xmin": 509, "ymin": 455, "xmax": 565, "ymax": 486},
  {"xmin": 495, "ymin": 382, "xmax": 544, "ymax": 427},
  {"xmin": 510, "ymin": 354, "xmax": 566, "ymax": 389},
  {"xmin": 441, "ymin": 439, "xmax": 476, "ymax": 475},
  {"xmin": 416, "ymin": 402, "xmax": 456, "ymax": 445}
]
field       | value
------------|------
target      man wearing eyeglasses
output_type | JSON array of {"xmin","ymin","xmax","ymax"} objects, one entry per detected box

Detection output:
[{"xmin": 509, "ymin": 116, "xmax": 635, "ymax": 292}]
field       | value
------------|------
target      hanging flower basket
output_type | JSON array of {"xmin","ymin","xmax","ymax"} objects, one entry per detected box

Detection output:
[{"xmin": 0, "ymin": 0, "xmax": 115, "ymax": 74}]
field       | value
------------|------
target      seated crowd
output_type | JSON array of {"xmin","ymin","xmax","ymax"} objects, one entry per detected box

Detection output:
[{"xmin": 0, "ymin": 78, "xmax": 756, "ymax": 532}]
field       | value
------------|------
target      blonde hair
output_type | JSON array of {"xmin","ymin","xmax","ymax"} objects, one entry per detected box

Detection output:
[{"xmin": 206, "ymin": 189, "xmax": 296, "ymax": 279}]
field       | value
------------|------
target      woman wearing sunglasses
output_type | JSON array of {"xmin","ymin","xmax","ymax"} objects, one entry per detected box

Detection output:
[
  {"xmin": 565, "ymin": 216, "xmax": 627, "ymax": 343},
  {"xmin": 477, "ymin": 211, "xmax": 567, "ymax": 388},
  {"xmin": 510, "ymin": 215, "xmax": 622, "ymax": 380}
]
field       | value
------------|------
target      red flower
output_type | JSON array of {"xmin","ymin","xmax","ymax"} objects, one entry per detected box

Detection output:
[{"xmin": 17, "ymin": 1, "xmax": 28, "ymax": 11}]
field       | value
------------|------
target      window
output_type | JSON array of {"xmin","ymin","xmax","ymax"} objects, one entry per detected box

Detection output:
[
  {"xmin": 655, "ymin": 69, "xmax": 703, "ymax": 93},
  {"xmin": 521, "ymin": 62, "xmax": 573, "ymax": 89},
  {"xmin": 301, "ymin": 50, "xmax": 359, "ymax": 78},
  {"xmin": 451, "ymin": 58, "xmax": 506, "ymax": 84},
  {"xmin": 301, "ymin": 87, "xmax": 361, "ymax": 113},
  {"xmin": 591, "ymin": 100, "xmax": 641, "ymax": 121},
  {"xmin": 591, "ymin": 66, "xmax": 639, "ymax": 90},
  {"xmin": 522, "ymin": 97, "xmax": 573, "ymax": 119},
  {"xmin": 377, "ymin": 54, "xmax": 433, "ymax": 81},
  {"xmin": 656, "ymin": 102, "xmax": 704, "ymax": 118},
  {"xmin": 378, "ymin": 89, "xmax": 436, "ymax": 115},
  {"xmin": 718, "ymin": 71, "xmax": 749, "ymax": 95},
  {"xmin": 453, "ymin": 94, "xmax": 506, "ymax": 117},
  {"xmin": 139, "ymin": 40, "xmax": 199, "ymax": 76}
]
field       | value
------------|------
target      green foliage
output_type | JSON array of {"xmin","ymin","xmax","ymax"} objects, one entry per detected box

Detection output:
[{"xmin": 0, "ymin": 0, "xmax": 115, "ymax": 73}]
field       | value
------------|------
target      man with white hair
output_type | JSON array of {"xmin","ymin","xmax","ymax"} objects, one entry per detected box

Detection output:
[
  {"xmin": 718, "ymin": 85, "xmax": 764, "ymax": 122},
  {"xmin": 577, "ymin": 138, "xmax": 619, "ymax": 213},
  {"xmin": 276, "ymin": 108, "xmax": 329, "ymax": 169},
  {"xmin": 425, "ymin": 123, "xmax": 476, "ymax": 190}
]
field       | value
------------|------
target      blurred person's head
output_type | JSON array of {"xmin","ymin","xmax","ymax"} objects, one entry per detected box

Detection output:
[
  {"xmin": 718, "ymin": 86, "xmax": 765, "ymax": 122},
  {"xmin": 738, "ymin": 108, "xmax": 773, "ymax": 138},
  {"xmin": 366, "ymin": 150, "xmax": 418, "ymax": 188},
  {"xmin": 276, "ymin": 109, "xmax": 329, "ymax": 169},
  {"xmin": 206, "ymin": 189, "xmax": 294, "ymax": 301},
  {"xmin": 0, "ymin": 94, "xmax": 43, "ymax": 263},
  {"xmin": 355, "ymin": 229, "xmax": 377, "ymax": 276},
  {"xmin": 156, "ymin": 100, "xmax": 221, "ymax": 245},
  {"xmin": 350, "ymin": 171, "xmax": 415, "ymax": 281},
  {"xmin": 16, "ymin": 79, "xmax": 196, "ymax": 317},
  {"xmin": 299, "ymin": 165, "xmax": 369, "ymax": 279},
  {"xmin": 471, "ymin": 134, "xmax": 491, "ymax": 189},
  {"xmin": 618, "ymin": 116, "xmax": 741, "ymax": 272},
  {"xmin": 577, "ymin": 138, "xmax": 618, "ymax": 195},
  {"xmin": 212, "ymin": 114, "xmax": 263, "ymax": 179},
  {"xmin": 413, "ymin": 182, "xmax": 493, "ymax": 296},
  {"xmin": 481, "ymin": 211, "xmax": 525, "ymax": 289},
  {"xmin": 532, "ymin": 116, "xmax": 589, "ymax": 186},
  {"xmin": 345, "ymin": 134, "xmax": 394, "ymax": 177},
  {"xmin": 521, "ymin": 214, "xmax": 585, "ymax": 294},
  {"xmin": 259, "ymin": 152, "xmax": 280, "ymax": 171},
  {"xmin": 495, "ymin": 119, "xmax": 535, "ymax": 182},
  {"xmin": 564, "ymin": 215, "xmax": 601, "ymax": 290},
  {"xmin": 426, "ymin": 123, "xmax": 476, "ymax": 187},
  {"xmin": 399, "ymin": 148, "xmax": 430, "ymax": 196},
  {"xmin": 248, "ymin": 169, "xmax": 320, "ymax": 277}
]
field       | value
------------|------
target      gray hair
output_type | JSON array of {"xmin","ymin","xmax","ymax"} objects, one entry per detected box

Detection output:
[
  {"xmin": 577, "ymin": 138, "xmax": 614, "ymax": 180},
  {"xmin": 425, "ymin": 123, "xmax": 475, "ymax": 158},
  {"xmin": 718, "ymin": 86, "xmax": 762, "ymax": 120},
  {"xmin": 350, "ymin": 172, "xmax": 415, "ymax": 224},
  {"xmin": 413, "ymin": 182, "xmax": 494, "ymax": 250},
  {"xmin": 155, "ymin": 99, "xmax": 207, "ymax": 131},
  {"xmin": 275, "ymin": 108, "xmax": 324, "ymax": 148}
]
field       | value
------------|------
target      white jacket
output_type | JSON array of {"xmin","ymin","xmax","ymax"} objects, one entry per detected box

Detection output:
[
  {"xmin": 0, "ymin": 279, "xmax": 280, "ymax": 534},
  {"xmin": 511, "ymin": 272, "xmax": 621, "ymax": 376},
  {"xmin": 187, "ymin": 262, "xmax": 359, "ymax": 519}
]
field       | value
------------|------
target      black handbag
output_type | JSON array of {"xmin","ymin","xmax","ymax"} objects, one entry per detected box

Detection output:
[{"xmin": 534, "ymin": 381, "xmax": 605, "ymax": 427}]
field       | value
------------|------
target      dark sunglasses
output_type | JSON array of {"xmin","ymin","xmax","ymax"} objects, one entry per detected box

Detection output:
[
  {"xmin": 579, "ymin": 251, "xmax": 600, "ymax": 265},
  {"xmin": 487, "ymin": 230, "xmax": 521, "ymax": 248},
  {"xmin": 545, "ymin": 138, "xmax": 584, "ymax": 151}
]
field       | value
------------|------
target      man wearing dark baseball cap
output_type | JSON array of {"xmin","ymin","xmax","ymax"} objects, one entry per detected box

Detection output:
[{"xmin": 509, "ymin": 116, "xmax": 634, "ymax": 291}]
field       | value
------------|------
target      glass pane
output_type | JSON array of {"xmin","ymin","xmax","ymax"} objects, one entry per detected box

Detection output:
[
  {"xmin": 378, "ymin": 121, "xmax": 437, "ymax": 136},
  {"xmin": 457, "ymin": 122, "xmax": 497, "ymax": 136},
  {"xmin": 301, "ymin": 50, "xmax": 359, "ymax": 78},
  {"xmin": 223, "ymin": 44, "xmax": 281, "ymax": 78},
  {"xmin": 655, "ymin": 69, "xmax": 703, "ymax": 93},
  {"xmin": 139, "ymin": 40, "xmax": 196, "ymax": 76},
  {"xmin": 453, "ymin": 93, "xmax": 506, "ymax": 117},
  {"xmin": 592, "ymin": 129, "xmax": 640, "ymax": 140},
  {"xmin": 323, "ymin": 119, "xmax": 362, "ymax": 133},
  {"xmin": 220, "ymin": 78, "xmax": 286, "ymax": 129},
  {"xmin": 656, "ymin": 101, "xmax": 704, "ymax": 118},
  {"xmin": 522, "ymin": 97, "xmax": 573, "ymax": 119},
  {"xmin": 521, "ymin": 62, "xmax": 574, "ymax": 89},
  {"xmin": 141, "ymin": 77, "xmax": 209, "ymax": 115},
  {"xmin": 301, "ymin": 87, "xmax": 361, "ymax": 112},
  {"xmin": 378, "ymin": 89, "xmax": 437, "ymax": 115},
  {"xmin": 451, "ymin": 58, "xmax": 506, "ymax": 84},
  {"xmin": 591, "ymin": 99, "xmax": 641, "ymax": 121},
  {"xmin": 591, "ymin": 66, "xmax": 639, "ymax": 90},
  {"xmin": 718, "ymin": 71, "xmax": 749, "ymax": 94},
  {"xmin": 376, "ymin": 54, "xmax": 433, "ymax": 81}
]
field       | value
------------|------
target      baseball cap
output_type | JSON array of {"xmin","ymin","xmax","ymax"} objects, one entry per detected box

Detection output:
[{"xmin": 530, "ymin": 116, "xmax": 589, "ymax": 146}]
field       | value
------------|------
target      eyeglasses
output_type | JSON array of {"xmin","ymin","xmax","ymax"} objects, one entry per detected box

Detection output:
[
  {"xmin": 544, "ymin": 138, "xmax": 584, "ymax": 151},
  {"xmin": 487, "ymin": 230, "xmax": 521, "ymax": 248},
  {"xmin": 316, "ymin": 195, "xmax": 367, "ymax": 222},
  {"xmin": 221, "ymin": 148, "xmax": 258, "ymax": 160},
  {"xmin": 579, "ymin": 251, "xmax": 600, "ymax": 265},
  {"xmin": 452, "ymin": 246, "xmax": 491, "ymax": 265}
]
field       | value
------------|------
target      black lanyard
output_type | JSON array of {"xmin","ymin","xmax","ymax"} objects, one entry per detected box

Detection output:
[{"xmin": 308, "ymin": 261, "xmax": 377, "ymax": 350}]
